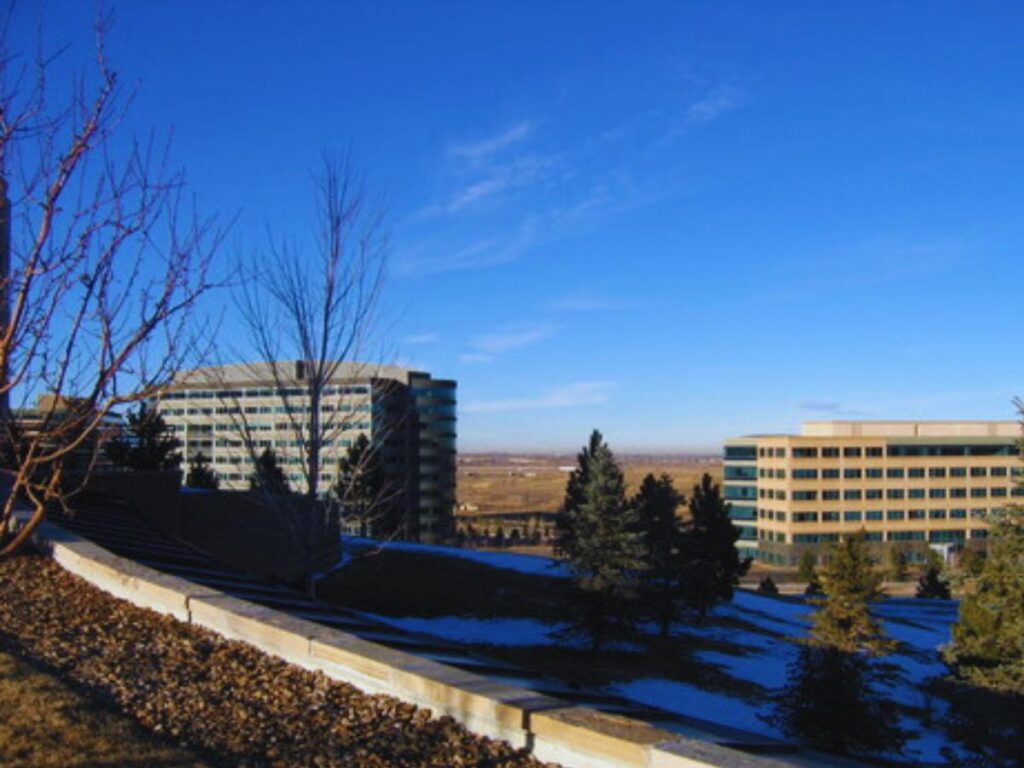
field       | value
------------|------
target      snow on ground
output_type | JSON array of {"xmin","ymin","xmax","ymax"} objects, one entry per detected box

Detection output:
[
  {"xmin": 344, "ymin": 541, "xmax": 963, "ymax": 764},
  {"xmin": 364, "ymin": 614, "xmax": 563, "ymax": 646},
  {"xmin": 612, "ymin": 678, "xmax": 782, "ymax": 739},
  {"xmin": 342, "ymin": 537, "xmax": 572, "ymax": 578}
]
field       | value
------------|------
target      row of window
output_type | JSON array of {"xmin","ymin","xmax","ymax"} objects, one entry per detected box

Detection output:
[
  {"xmin": 781, "ymin": 529, "xmax": 984, "ymax": 544},
  {"xmin": 163, "ymin": 404, "xmax": 373, "ymax": 417},
  {"xmin": 163, "ymin": 385, "xmax": 372, "ymax": 400},
  {"xmin": 760, "ymin": 508, "xmax": 989, "ymax": 523},
  {"xmin": 754, "ymin": 486, "xmax": 1022, "ymax": 501},
  {"xmin": 736, "ymin": 443, "xmax": 1019, "ymax": 459},
  {"xmin": 735, "ymin": 465, "xmax": 1019, "ymax": 480}
]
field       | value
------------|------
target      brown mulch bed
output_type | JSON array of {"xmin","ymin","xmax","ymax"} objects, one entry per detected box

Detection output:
[{"xmin": 0, "ymin": 553, "xmax": 555, "ymax": 768}]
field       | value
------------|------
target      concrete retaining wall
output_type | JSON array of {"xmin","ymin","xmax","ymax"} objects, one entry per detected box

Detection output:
[{"xmin": 29, "ymin": 518, "xmax": 793, "ymax": 768}]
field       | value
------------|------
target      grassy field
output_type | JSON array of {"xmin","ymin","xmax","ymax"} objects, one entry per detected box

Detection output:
[
  {"xmin": 458, "ymin": 453, "xmax": 721, "ymax": 514},
  {"xmin": 0, "ymin": 649, "xmax": 214, "ymax": 768}
]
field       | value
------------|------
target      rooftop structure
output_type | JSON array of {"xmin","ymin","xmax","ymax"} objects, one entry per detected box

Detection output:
[{"xmin": 724, "ymin": 420, "xmax": 1022, "ymax": 565}]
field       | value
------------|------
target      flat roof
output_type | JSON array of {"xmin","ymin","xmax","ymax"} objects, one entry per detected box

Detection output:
[{"xmin": 729, "ymin": 420, "xmax": 1020, "ymax": 441}]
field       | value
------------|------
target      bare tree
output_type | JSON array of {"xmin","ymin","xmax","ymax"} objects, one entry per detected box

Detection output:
[
  {"xmin": 233, "ymin": 157, "xmax": 387, "ymax": 502},
  {"xmin": 0, "ymin": 12, "xmax": 223, "ymax": 556}
]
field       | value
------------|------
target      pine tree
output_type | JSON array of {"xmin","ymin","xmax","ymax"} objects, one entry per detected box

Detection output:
[
  {"xmin": 633, "ymin": 472, "xmax": 684, "ymax": 636},
  {"xmin": 797, "ymin": 550, "xmax": 817, "ymax": 582},
  {"xmin": 335, "ymin": 434, "xmax": 400, "ymax": 537},
  {"xmin": 678, "ymin": 473, "xmax": 751, "ymax": 620},
  {"xmin": 249, "ymin": 448, "xmax": 290, "ymax": 494},
  {"xmin": 757, "ymin": 575, "xmax": 779, "ymax": 596},
  {"xmin": 554, "ymin": 430, "xmax": 642, "ymax": 649},
  {"xmin": 105, "ymin": 402, "xmax": 181, "ymax": 472},
  {"xmin": 886, "ymin": 545, "xmax": 909, "ymax": 582},
  {"xmin": 916, "ymin": 563, "xmax": 951, "ymax": 599},
  {"xmin": 186, "ymin": 452, "xmax": 219, "ymax": 490},
  {"xmin": 767, "ymin": 532, "xmax": 906, "ymax": 756},
  {"xmin": 811, "ymin": 531, "xmax": 893, "ymax": 655},
  {"xmin": 944, "ymin": 505, "xmax": 1024, "ymax": 694}
]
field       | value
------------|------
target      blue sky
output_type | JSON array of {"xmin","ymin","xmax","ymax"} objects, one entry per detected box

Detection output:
[{"xmin": 15, "ymin": 2, "xmax": 1024, "ymax": 452}]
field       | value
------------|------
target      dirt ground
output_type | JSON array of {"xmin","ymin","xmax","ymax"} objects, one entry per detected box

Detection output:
[{"xmin": 457, "ymin": 453, "xmax": 721, "ymax": 514}]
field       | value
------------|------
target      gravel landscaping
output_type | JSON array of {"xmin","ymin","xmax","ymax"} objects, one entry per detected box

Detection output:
[{"xmin": 0, "ymin": 553, "xmax": 555, "ymax": 768}]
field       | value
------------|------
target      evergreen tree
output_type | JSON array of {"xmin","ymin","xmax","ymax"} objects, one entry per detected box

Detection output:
[
  {"xmin": 767, "ymin": 532, "xmax": 906, "ymax": 756},
  {"xmin": 554, "ymin": 430, "xmax": 642, "ymax": 650},
  {"xmin": 249, "ymin": 448, "xmax": 290, "ymax": 494},
  {"xmin": 678, "ymin": 473, "xmax": 751, "ymax": 619},
  {"xmin": 886, "ymin": 545, "xmax": 909, "ymax": 582},
  {"xmin": 811, "ymin": 531, "xmax": 893, "ymax": 654},
  {"xmin": 944, "ymin": 505, "xmax": 1024, "ymax": 694},
  {"xmin": 185, "ymin": 452, "xmax": 219, "ymax": 490},
  {"xmin": 797, "ymin": 549, "xmax": 817, "ymax": 582},
  {"xmin": 757, "ymin": 575, "xmax": 779, "ymax": 596},
  {"xmin": 335, "ymin": 434, "xmax": 400, "ymax": 537},
  {"xmin": 105, "ymin": 402, "xmax": 181, "ymax": 472},
  {"xmin": 633, "ymin": 472, "xmax": 685, "ymax": 636},
  {"xmin": 916, "ymin": 563, "xmax": 951, "ymax": 599}
]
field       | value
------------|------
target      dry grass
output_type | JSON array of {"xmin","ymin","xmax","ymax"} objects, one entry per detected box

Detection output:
[
  {"xmin": 458, "ymin": 454, "xmax": 722, "ymax": 514},
  {"xmin": 0, "ymin": 649, "xmax": 213, "ymax": 768}
]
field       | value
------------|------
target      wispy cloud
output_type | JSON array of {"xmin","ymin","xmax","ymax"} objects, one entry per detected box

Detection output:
[
  {"xmin": 467, "ymin": 324, "xmax": 554, "ymax": 355},
  {"xmin": 444, "ymin": 154, "xmax": 556, "ymax": 213},
  {"xmin": 447, "ymin": 121, "xmax": 534, "ymax": 165},
  {"xmin": 463, "ymin": 381, "xmax": 615, "ymax": 413},
  {"xmin": 799, "ymin": 400, "xmax": 867, "ymax": 417},
  {"xmin": 402, "ymin": 333, "xmax": 440, "ymax": 345},
  {"xmin": 549, "ymin": 289, "xmax": 627, "ymax": 312},
  {"xmin": 685, "ymin": 86, "xmax": 743, "ymax": 126},
  {"xmin": 394, "ymin": 222, "xmax": 537, "ymax": 277}
]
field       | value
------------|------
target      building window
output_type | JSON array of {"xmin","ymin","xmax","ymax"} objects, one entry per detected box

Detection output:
[
  {"xmin": 950, "ymin": 467, "xmax": 967, "ymax": 477},
  {"xmin": 908, "ymin": 468, "xmax": 926, "ymax": 478},
  {"xmin": 793, "ymin": 469, "xmax": 818, "ymax": 479},
  {"xmin": 823, "ymin": 490, "xmax": 840, "ymax": 500},
  {"xmin": 822, "ymin": 447, "xmax": 839, "ymax": 458},
  {"xmin": 991, "ymin": 487, "xmax": 1008, "ymax": 497},
  {"xmin": 843, "ymin": 511, "xmax": 862, "ymax": 522},
  {"xmin": 866, "ymin": 510, "xmax": 883, "ymax": 521},
  {"xmin": 970, "ymin": 488, "xmax": 988, "ymax": 498},
  {"xmin": 929, "ymin": 509, "xmax": 947, "ymax": 520},
  {"xmin": 843, "ymin": 447, "xmax": 862, "ymax": 458},
  {"xmin": 908, "ymin": 509, "xmax": 926, "ymax": 520},
  {"xmin": 887, "ymin": 489, "xmax": 905, "ymax": 500},
  {"xmin": 909, "ymin": 489, "xmax": 926, "ymax": 499},
  {"xmin": 844, "ymin": 490, "xmax": 862, "ymax": 500},
  {"xmin": 886, "ymin": 468, "xmax": 905, "ymax": 479},
  {"xmin": 970, "ymin": 467, "xmax": 988, "ymax": 477},
  {"xmin": 991, "ymin": 467, "xmax": 1008, "ymax": 477},
  {"xmin": 929, "ymin": 467, "xmax": 947, "ymax": 478},
  {"xmin": 950, "ymin": 488, "xmax": 967, "ymax": 498},
  {"xmin": 865, "ymin": 468, "xmax": 883, "ymax": 478},
  {"xmin": 886, "ymin": 510, "xmax": 905, "ymax": 521},
  {"xmin": 929, "ymin": 488, "xmax": 947, "ymax": 499},
  {"xmin": 793, "ymin": 448, "xmax": 818, "ymax": 458},
  {"xmin": 865, "ymin": 447, "xmax": 884, "ymax": 457},
  {"xmin": 822, "ymin": 469, "xmax": 840, "ymax": 479},
  {"xmin": 821, "ymin": 511, "xmax": 839, "ymax": 522},
  {"xmin": 866, "ymin": 489, "xmax": 883, "ymax": 500},
  {"xmin": 844, "ymin": 468, "xmax": 862, "ymax": 479},
  {"xmin": 793, "ymin": 512, "xmax": 819, "ymax": 523},
  {"xmin": 950, "ymin": 509, "xmax": 967, "ymax": 519}
]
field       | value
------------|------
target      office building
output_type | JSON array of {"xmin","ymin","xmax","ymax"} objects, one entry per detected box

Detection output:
[
  {"xmin": 724, "ymin": 420, "xmax": 1022, "ymax": 564},
  {"xmin": 158, "ymin": 361, "xmax": 456, "ymax": 542}
]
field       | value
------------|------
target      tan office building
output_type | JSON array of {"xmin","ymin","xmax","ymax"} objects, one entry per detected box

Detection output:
[
  {"xmin": 724, "ymin": 420, "xmax": 1022, "ymax": 565},
  {"xmin": 157, "ymin": 361, "xmax": 456, "ymax": 543}
]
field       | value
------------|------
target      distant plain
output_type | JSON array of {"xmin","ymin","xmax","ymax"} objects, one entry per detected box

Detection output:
[{"xmin": 457, "ymin": 453, "xmax": 723, "ymax": 514}]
